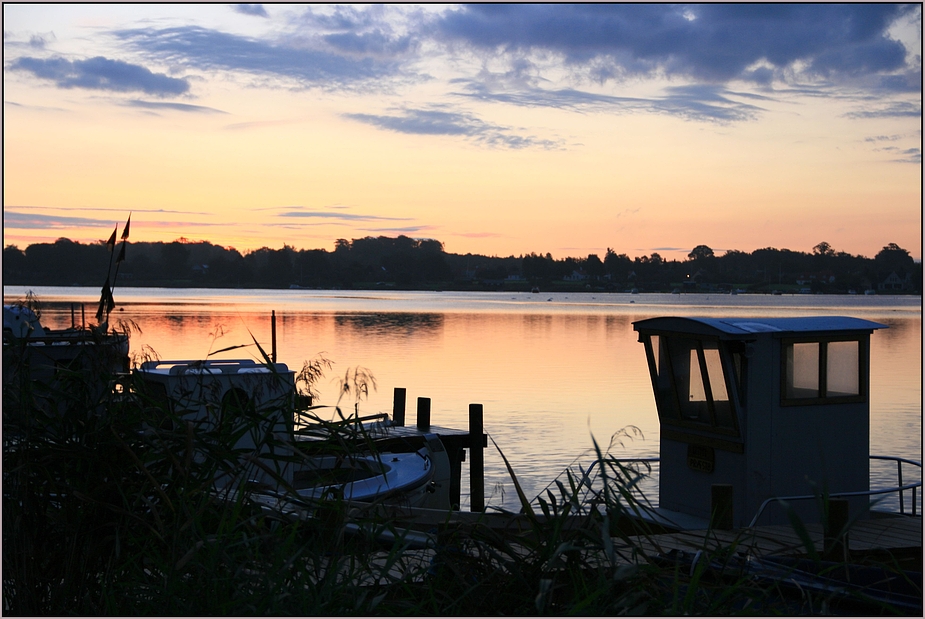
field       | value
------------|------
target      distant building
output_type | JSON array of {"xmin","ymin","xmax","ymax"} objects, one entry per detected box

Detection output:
[{"xmin": 878, "ymin": 271, "xmax": 912, "ymax": 292}]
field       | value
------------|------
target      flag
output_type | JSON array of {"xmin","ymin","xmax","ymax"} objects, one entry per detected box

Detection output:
[
  {"xmin": 116, "ymin": 242, "xmax": 127, "ymax": 265},
  {"xmin": 96, "ymin": 277, "xmax": 115, "ymax": 322},
  {"xmin": 121, "ymin": 214, "xmax": 131, "ymax": 240},
  {"xmin": 106, "ymin": 225, "xmax": 117, "ymax": 250}
]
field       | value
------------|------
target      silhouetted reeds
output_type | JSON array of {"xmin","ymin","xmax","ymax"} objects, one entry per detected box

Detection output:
[{"xmin": 3, "ymin": 343, "xmax": 919, "ymax": 615}]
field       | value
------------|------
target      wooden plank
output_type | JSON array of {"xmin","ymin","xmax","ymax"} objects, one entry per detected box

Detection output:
[{"xmin": 618, "ymin": 516, "xmax": 922, "ymax": 562}]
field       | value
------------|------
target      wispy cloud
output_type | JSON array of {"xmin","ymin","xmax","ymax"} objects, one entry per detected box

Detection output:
[
  {"xmin": 113, "ymin": 25, "xmax": 406, "ymax": 90},
  {"xmin": 9, "ymin": 56, "xmax": 189, "ymax": 96},
  {"xmin": 124, "ymin": 100, "xmax": 227, "ymax": 114},
  {"xmin": 845, "ymin": 101, "xmax": 922, "ymax": 119},
  {"xmin": 453, "ymin": 80, "xmax": 767, "ymax": 123},
  {"xmin": 345, "ymin": 107, "xmax": 563, "ymax": 149},
  {"xmin": 276, "ymin": 208, "xmax": 412, "ymax": 223}
]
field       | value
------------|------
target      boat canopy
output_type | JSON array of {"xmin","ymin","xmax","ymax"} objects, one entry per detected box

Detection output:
[{"xmin": 633, "ymin": 316, "xmax": 887, "ymax": 338}]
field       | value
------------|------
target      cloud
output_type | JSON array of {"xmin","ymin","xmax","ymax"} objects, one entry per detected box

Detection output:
[
  {"xmin": 454, "ymin": 80, "xmax": 766, "ymax": 123},
  {"xmin": 276, "ymin": 208, "xmax": 412, "ymax": 223},
  {"xmin": 433, "ymin": 4, "xmax": 916, "ymax": 86},
  {"xmin": 3, "ymin": 211, "xmax": 120, "ymax": 230},
  {"xmin": 361, "ymin": 225, "xmax": 434, "ymax": 234},
  {"xmin": 9, "ymin": 56, "xmax": 190, "ymax": 96},
  {"xmin": 113, "ymin": 25, "xmax": 405, "ymax": 89},
  {"xmin": 233, "ymin": 4, "xmax": 268, "ymax": 18},
  {"xmin": 345, "ymin": 107, "xmax": 562, "ymax": 148},
  {"xmin": 844, "ymin": 101, "xmax": 922, "ymax": 119},
  {"xmin": 124, "ymin": 100, "xmax": 227, "ymax": 114},
  {"xmin": 893, "ymin": 147, "xmax": 922, "ymax": 164}
]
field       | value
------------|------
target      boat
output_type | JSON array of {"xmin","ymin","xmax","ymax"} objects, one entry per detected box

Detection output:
[
  {"xmin": 3, "ymin": 303, "xmax": 129, "ymax": 400},
  {"xmin": 133, "ymin": 358, "xmax": 451, "ymax": 513},
  {"xmin": 620, "ymin": 315, "xmax": 921, "ymax": 531}
]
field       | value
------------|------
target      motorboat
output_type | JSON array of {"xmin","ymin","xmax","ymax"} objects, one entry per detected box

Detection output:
[
  {"xmin": 134, "ymin": 358, "xmax": 452, "ymax": 513},
  {"xmin": 3, "ymin": 303, "xmax": 130, "ymax": 403},
  {"xmin": 620, "ymin": 316, "xmax": 921, "ymax": 531}
]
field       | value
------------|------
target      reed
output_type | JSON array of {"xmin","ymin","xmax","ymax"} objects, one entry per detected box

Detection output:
[{"xmin": 3, "ymin": 346, "xmax": 919, "ymax": 615}]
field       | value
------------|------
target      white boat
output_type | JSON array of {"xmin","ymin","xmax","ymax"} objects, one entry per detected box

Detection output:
[
  {"xmin": 3, "ymin": 303, "xmax": 129, "ymax": 392},
  {"xmin": 134, "ymin": 359, "xmax": 451, "ymax": 512}
]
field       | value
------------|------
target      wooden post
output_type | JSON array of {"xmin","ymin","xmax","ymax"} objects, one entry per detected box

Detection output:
[
  {"xmin": 824, "ymin": 497, "xmax": 850, "ymax": 559},
  {"xmin": 392, "ymin": 387, "xmax": 406, "ymax": 426},
  {"xmin": 416, "ymin": 397, "xmax": 431, "ymax": 431},
  {"xmin": 271, "ymin": 310, "xmax": 277, "ymax": 363},
  {"xmin": 70, "ymin": 303, "xmax": 76, "ymax": 328},
  {"xmin": 469, "ymin": 403, "xmax": 485, "ymax": 512},
  {"xmin": 81, "ymin": 304, "xmax": 85, "ymax": 329},
  {"xmin": 711, "ymin": 484, "xmax": 734, "ymax": 530}
]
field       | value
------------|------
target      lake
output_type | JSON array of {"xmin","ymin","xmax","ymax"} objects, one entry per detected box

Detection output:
[{"xmin": 5, "ymin": 286, "xmax": 921, "ymax": 513}]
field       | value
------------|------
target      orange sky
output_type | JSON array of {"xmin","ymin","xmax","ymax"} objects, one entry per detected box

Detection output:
[{"xmin": 3, "ymin": 4, "xmax": 922, "ymax": 260}]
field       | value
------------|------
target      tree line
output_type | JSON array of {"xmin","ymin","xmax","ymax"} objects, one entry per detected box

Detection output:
[{"xmin": 2, "ymin": 236, "xmax": 920, "ymax": 294}]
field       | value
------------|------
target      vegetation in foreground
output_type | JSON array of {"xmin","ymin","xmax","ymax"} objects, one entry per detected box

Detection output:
[{"xmin": 3, "ymin": 342, "xmax": 920, "ymax": 615}]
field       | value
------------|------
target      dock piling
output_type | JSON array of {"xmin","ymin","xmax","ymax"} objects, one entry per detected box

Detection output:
[
  {"xmin": 711, "ymin": 484, "xmax": 734, "ymax": 530},
  {"xmin": 271, "ymin": 310, "xmax": 277, "ymax": 363},
  {"xmin": 392, "ymin": 387, "xmax": 406, "ymax": 426},
  {"xmin": 824, "ymin": 497, "xmax": 850, "ymax": 559},
  {"xmin": 416, "ymin": 397, "xmax": 431, "ymax": 431},
  {"xmin": 469, "ymin": 403, "xmax": 485, "ymax": 512}
]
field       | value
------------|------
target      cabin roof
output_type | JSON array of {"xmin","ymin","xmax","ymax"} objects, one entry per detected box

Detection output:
[{"xmin": 633, "ymin": 316, "xmax": 888, "ymax": 337}]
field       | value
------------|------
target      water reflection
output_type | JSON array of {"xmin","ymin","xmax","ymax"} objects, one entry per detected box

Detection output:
[{"xmin": 334, "ymin": 312, "xmax": 444, "ymax": 337}]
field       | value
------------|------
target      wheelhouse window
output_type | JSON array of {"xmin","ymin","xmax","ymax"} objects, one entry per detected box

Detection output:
[
  {"xmin": 782, "ymin": 338, "xmax": 863, "ymax": 405},
  {"xmin": 642, "ymin": 334, "xmax": 740, "ymax": 435}
]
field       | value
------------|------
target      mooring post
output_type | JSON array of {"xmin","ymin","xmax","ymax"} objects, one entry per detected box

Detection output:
[
  {"xmin": 81, "ymin": 304, "xmax": 85, "ymax": 329},
  {"xmin": 416, "ymin": 397, "xmax": 431, "ymax": 431},
  {"xmin": 70, "ymin": 303, "xmax": 76, "ymax": 328},
  {"xmin": 824, "ymin": 497, "xmax": 850, "ymax": 559},
  {"xmin": 392, "ymin": 387, "xmax": 406, "ymax": 426},
  {"xmin": 711, "ymin": 484, "xmax": 734, "ymax": 530},
  {"xmin": 469, "ymin": 403, "xmax": 485, "ymax": 512},
  {"xmin": 271, "ymin": 310, "xmax": 277, "ymax": 363}
]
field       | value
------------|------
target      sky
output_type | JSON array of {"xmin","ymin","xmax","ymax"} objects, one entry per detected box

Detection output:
[{"xmin": 3, "ymin": 4, "xmax": 922, "ymax": 261}]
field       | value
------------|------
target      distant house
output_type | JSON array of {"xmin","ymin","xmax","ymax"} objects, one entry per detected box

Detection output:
[
  {"xmin": 192, "ymin": 264, "xmax": 210, "ymax": 277},
  {"xmin": 796, "ymin": 271, "xmax": 835, "ymax": 286},
  {"xmin": 878, "ymin": 271, "xmax": 911, "ymax": 292},
  {"xmin": 564, "ymin": 269, "xmax": 588, "ymax": 281}
]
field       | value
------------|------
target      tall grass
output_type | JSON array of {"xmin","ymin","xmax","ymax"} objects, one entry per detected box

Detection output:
[{"xmin": 3, "ymin": 342, "xmax": 920, "ymax": 615}]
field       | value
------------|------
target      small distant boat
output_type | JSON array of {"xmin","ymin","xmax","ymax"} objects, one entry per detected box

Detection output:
[
  {"xmin": 531, "ymin": 286, "xmax": 540, "ymax": 294},
  {"xmin": 864, "ymin": 289, "xmax": 877, "ymax": 295}
]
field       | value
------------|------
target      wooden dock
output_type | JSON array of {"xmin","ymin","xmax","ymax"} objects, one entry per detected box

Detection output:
[{"xmin": 621, "ymin": 515, "xmax": 922, "ymax": 562}]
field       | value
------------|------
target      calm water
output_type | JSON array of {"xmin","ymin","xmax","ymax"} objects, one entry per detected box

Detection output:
[{"xmin": 5, "ymin": 286, "xmax": 921, "ymax": 512}]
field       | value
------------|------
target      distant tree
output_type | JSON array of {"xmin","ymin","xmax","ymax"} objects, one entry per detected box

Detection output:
[
  {"xmin": 584, "ymin": 253, "xmax": 605, "ymax": 278},
  {"xmin": 813, "ymin": 241, "xmax": 835, "ymax": 256},
  {"xmin": 688, "ymin": 245, "xmax": 714, "ymax": 261},
  {"xmin": 160, "ymin": 241, "xmax": 191, "ymax": 280},
  {"xmin": 874, "ymin": 243, "xmax": 914, "ymax": 275}
]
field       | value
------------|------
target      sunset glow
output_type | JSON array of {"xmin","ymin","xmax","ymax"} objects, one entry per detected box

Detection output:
[{"xmin": 4, "ymin": 4, "xmax": 922, "ymax": 260}]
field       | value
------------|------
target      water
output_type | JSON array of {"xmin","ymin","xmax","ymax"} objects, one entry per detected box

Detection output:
[{"xmin": 5, "ymin": 286, "xmax": 921, "ymax": 513}]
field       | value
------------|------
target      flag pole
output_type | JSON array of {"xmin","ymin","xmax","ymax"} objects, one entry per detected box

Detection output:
[
  {"xmin": 110, "ymin": 213, "xmax": 131, "ymax": 304},
  {"xmin": 97, "ymin": 224, "xmax": 119, "ymax": 325}
]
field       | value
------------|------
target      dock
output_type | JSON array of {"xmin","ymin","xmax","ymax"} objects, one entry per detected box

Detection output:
[{"xmin": 621, "ymin": 515, "xmax": 922, "ymax": 562}]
